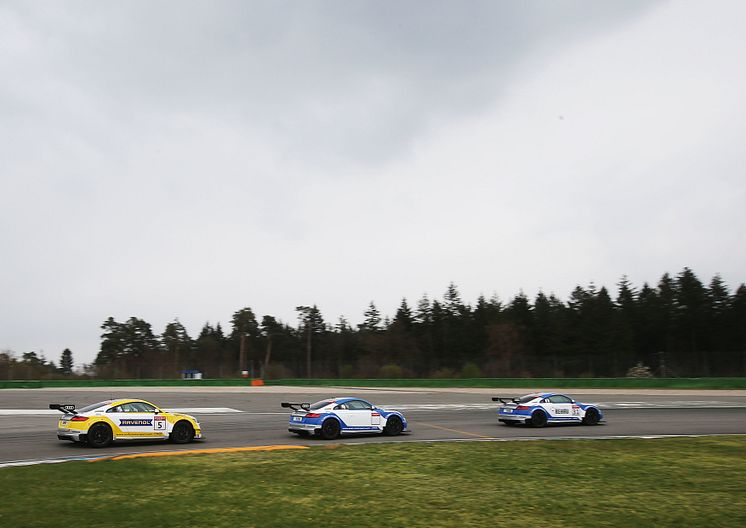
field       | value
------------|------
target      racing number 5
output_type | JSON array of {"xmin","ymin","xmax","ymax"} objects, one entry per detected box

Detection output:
[{"xmin": 154, "ymin": 416, "xmax": 167, "ymax": 431}]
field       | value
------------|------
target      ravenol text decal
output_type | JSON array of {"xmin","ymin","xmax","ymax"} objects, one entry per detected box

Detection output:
[{"xmin": 119, "ymin": 419, "xmax": 153, "ymax": 427}]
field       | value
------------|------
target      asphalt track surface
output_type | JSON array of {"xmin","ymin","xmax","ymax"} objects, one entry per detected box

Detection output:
[{"xmin": 2, "ymin": 386, "xmax": 746, "ymax": 466}]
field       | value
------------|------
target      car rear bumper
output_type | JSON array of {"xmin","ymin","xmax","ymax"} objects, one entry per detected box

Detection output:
[
  {"xmin": 498, "ymin": 413, "xmax": 530, "ymax": 423},
  {"xmin": 288, "ymin": 422, "xmax": 319, "ymax": 434},
  {"xmin": 57, "ymin": 429, "xmax": 86, "ymax": 442}
]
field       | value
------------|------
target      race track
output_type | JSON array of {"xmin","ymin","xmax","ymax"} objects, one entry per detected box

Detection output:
[{"xmin": 2, "ymin": 386, "xmax": 746, "ymax": 467}]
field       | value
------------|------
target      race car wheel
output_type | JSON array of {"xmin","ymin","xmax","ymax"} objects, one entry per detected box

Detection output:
[
  {"xmin": 87, "ymin": 423, "xmax": 113, "ymax": 448},
  {"xmin": 320, "ymin": 418, "xmax": 341, "ymax": 440},
  {"xmin": 383, "ymin": 415, "xmax": 404, "ymax": 436},
  {"xmin": 170, "ymin": 421, "xmax": 195, "ymax": 444},
  {"xmin": 582, "ymin": 408, "xmax": 601, "ymax": 425},
  {"xmin": 530, "ymin": 410, "xmax": 548, "ymax": 428}
]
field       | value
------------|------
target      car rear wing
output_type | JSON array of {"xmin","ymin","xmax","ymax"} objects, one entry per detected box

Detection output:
[
  {"xmin": 492, "ymin": 397, "xmax": 520, "ymax": 405},
  {"xmin": 281, "ymin": 402, "xmax": 310, "ymax": 412},
  {"xmin": 49, "ymin": 403, "xmax": 77, "ymax": 414}
]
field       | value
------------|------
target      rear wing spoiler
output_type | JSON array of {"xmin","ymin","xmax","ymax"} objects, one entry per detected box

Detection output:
[
  {"xmin": 281, "ymin": 402, "xmax": 310, "ymax": 412},
  {"xmin": 49, "ymin": 403, "xmax": 77, "ymax": 414},
  {"xmin": 492, "ymin": 397, "xmax": 520, "ymax": 405}
]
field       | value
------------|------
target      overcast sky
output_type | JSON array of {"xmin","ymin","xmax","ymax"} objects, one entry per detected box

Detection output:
[{"xmin": 1, "ymin": 1, "xmax": 744, "ymax": 367}]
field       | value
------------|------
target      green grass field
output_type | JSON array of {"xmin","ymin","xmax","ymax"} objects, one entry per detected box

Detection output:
[{"xmin": 1, "ymin": 437, "xmax": 745, "ymax": 527}]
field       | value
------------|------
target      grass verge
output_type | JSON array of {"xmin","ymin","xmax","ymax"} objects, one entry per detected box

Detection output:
[{"xmin": 1, "ymin": 437, "xmax": 745, "ymax": 527}]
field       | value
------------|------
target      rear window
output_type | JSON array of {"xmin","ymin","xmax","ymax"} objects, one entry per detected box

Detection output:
[
  {"xmin": 309, "ymin": 400, "xmax": 334, "ymax": 410},
  {"xmin": 518, "ymin": 394, "xmax": 539, "ymax": 404},
  {"xmin": 78, "ymin": 401, "xmax": 111, "ymax": 413}
]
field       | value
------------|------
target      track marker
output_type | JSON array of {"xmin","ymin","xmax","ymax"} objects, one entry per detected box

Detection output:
[{"xmin": 90, "ymin": 444, "xmax": 308, "ymax": 462}]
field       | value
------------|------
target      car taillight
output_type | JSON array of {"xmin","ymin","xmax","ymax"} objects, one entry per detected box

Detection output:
[
  {"xmin": 515, "ymin": 405, "xmax": 529, "ymax": 411},
  {"xmin": 70, "ymin": 416, "xmax": 89, "ymax": 422},
  {"xmin": 304, "ymin": 413, "xmax": 321, "ymax": 418}
]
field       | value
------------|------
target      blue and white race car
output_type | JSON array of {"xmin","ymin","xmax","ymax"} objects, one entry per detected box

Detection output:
[
  {"xmin": 282, "ymin": 397, "xmax": 408, "ymax": 439},
  {"xmin": 493, "ymin": 393, "xmax": 603, "ymax": 427}
]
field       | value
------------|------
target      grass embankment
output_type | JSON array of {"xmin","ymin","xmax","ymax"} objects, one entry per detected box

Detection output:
[
  {"xmin": 3, "ymin": 377, "xmax": 746, "ymax": 389},
  {"xmin": 1, "ymin": 437, "xmax": 745, "ymax": 527}
]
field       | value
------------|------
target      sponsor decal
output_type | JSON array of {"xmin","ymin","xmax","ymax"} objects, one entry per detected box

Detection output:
[
  {"xmin": 554, "ymin": 408, "xmax": 569, "ymax": 415},
  {"xmin": 119, "ymin": 419, "xmax": 153, "ymax": 427}
]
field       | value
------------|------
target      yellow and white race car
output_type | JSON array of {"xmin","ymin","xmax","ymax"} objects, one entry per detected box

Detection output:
[{"xmin": 50, "ymin": 399, "xmax": 203, "ymax": 448}]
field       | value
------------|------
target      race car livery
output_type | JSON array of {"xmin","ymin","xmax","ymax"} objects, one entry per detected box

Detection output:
[
  {"xmin": 282, "ymin": 397, "xmax": 408, "ymax": 439},
  {"xmin": 50, "ymin": 399, "xmax": 203, "ymax": 447},
  {"xmin": 493, "ymin": 392, "xmax": 603, "ymax": 427}
]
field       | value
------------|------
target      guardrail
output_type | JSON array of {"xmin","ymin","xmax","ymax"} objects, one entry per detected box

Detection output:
[{"xmin": 1, "ymin": 377, "xmax": 746, "ymax": 389}]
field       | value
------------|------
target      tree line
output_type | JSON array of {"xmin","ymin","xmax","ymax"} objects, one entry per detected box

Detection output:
[
  {"xmin": 0, "ymin": 349, "xmax": 74, "ymax": 380},
  {"xmin": 2, "ymin": 267, "xmax": 744, "ymax": 380}
]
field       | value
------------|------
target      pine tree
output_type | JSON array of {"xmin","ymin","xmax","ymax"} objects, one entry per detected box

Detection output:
[
  {"xmin": 637, "ymin": 282, "xmax": 664, "ymax": 374},
  {"xmin": 260, "ymin": 315, "xmax": 286, "ymax": 376},
  {"xmin": 615, "ymin": 276, "xmax": 638, "ymax": 375},
  {"xmin": 675, "ymin": 268, "xmax": 708, "ymax": 374},
  {"xmin": 195, "ymin": 323, "xmax": 227, "ymax": 377},
  {"xmin": 443, "ymin": 282, "xmax": 465, "ymax": 317},
  {"xmin": 726, "ymin": 284, "xmax": 746, "ymax": 375},
  {"xmin": 296, "ymin": 305, "xmax": 325, "ymax": 377},
  {"xmin": 414, "ymin": 294, "xmax": 432, "ymax": 325},
  {"xmin": 122, "ymin": 317, "xmax": 160, "ymax": 378},
  {"xmin": 657, "ymin": 273, "xmax": 677, "ymax": 374},
  {"xmin": 706, "ymin": 274, "xmax": 730, "ymax": 373},
  {"xmin": 360, "ymin": 302, "xmax": 382, "ymax": 332},
  {"xmin": 162, "ymin": 320, "xmax": 192, "ymax": 378},
  {"xmin": 96, "ymin": 317, "xmax": 126, "ymax": 377},
  {"xmin": 393, "ymin": 299, "xmax": 414, "ymax": 330},
  {"xmin": 59, "ymin": 348, "xmax": 74, "ymax": 376},
  {"xmin": 230, "ymin": 308, "xmax": 259, "ymax": 375}
]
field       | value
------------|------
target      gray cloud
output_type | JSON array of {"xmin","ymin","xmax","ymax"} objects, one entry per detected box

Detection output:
[
  {"xmin": 2, "ymin": 0, "xmax": 744, "ymax": 365},
  {"xmin": 3, "ymin": 1, "xmax": 654, "ymax": 167}
]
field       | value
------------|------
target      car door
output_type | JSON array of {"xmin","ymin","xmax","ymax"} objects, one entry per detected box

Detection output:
[
  {"xmin": 545, "ymin": 395, "xmax": 574, "ymax": 419},
  {"xmin": 107, "ymin": 402, "xmax": 165, "ymax": 438},
  {"xmin": 335, "ymin": 400, "xmax": 374, "ymax": 429}
]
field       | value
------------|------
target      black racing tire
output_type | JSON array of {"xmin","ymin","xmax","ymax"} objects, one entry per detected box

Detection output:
[
  {"xmin": 170, "ymin": 421, "xmax": 195, "ymax": 444},
  {"xmin": 530, "ymin": 409, "xmax": 548, "ymax": 428},
  {"xmin": 383, "ymin": 415, "xmax": 404, "ymax": 436},
  {"xmin": 320, "ymin": 418, "xmax": 341, "ymax": 440},
  {"xmin": 87, "ymin": 422, "xmax": 113, "ymax": 448},
  {"xmin": 582, "ymin": 407, "xmax": 601, "ymax": 426}
]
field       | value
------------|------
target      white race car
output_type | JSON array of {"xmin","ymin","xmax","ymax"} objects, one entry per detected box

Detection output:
[
  {"xmin": 282, "ymin": 397, "xmax": 408, "ymax": 439},
  {"xmin": 494, "ymin": 392, "xmax": 603, "ymax": 427}
]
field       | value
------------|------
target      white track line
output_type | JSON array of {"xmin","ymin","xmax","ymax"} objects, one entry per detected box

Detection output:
[{"xmin": 0, "ymin": 407, "xmax": 243, "ymax": 416}]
